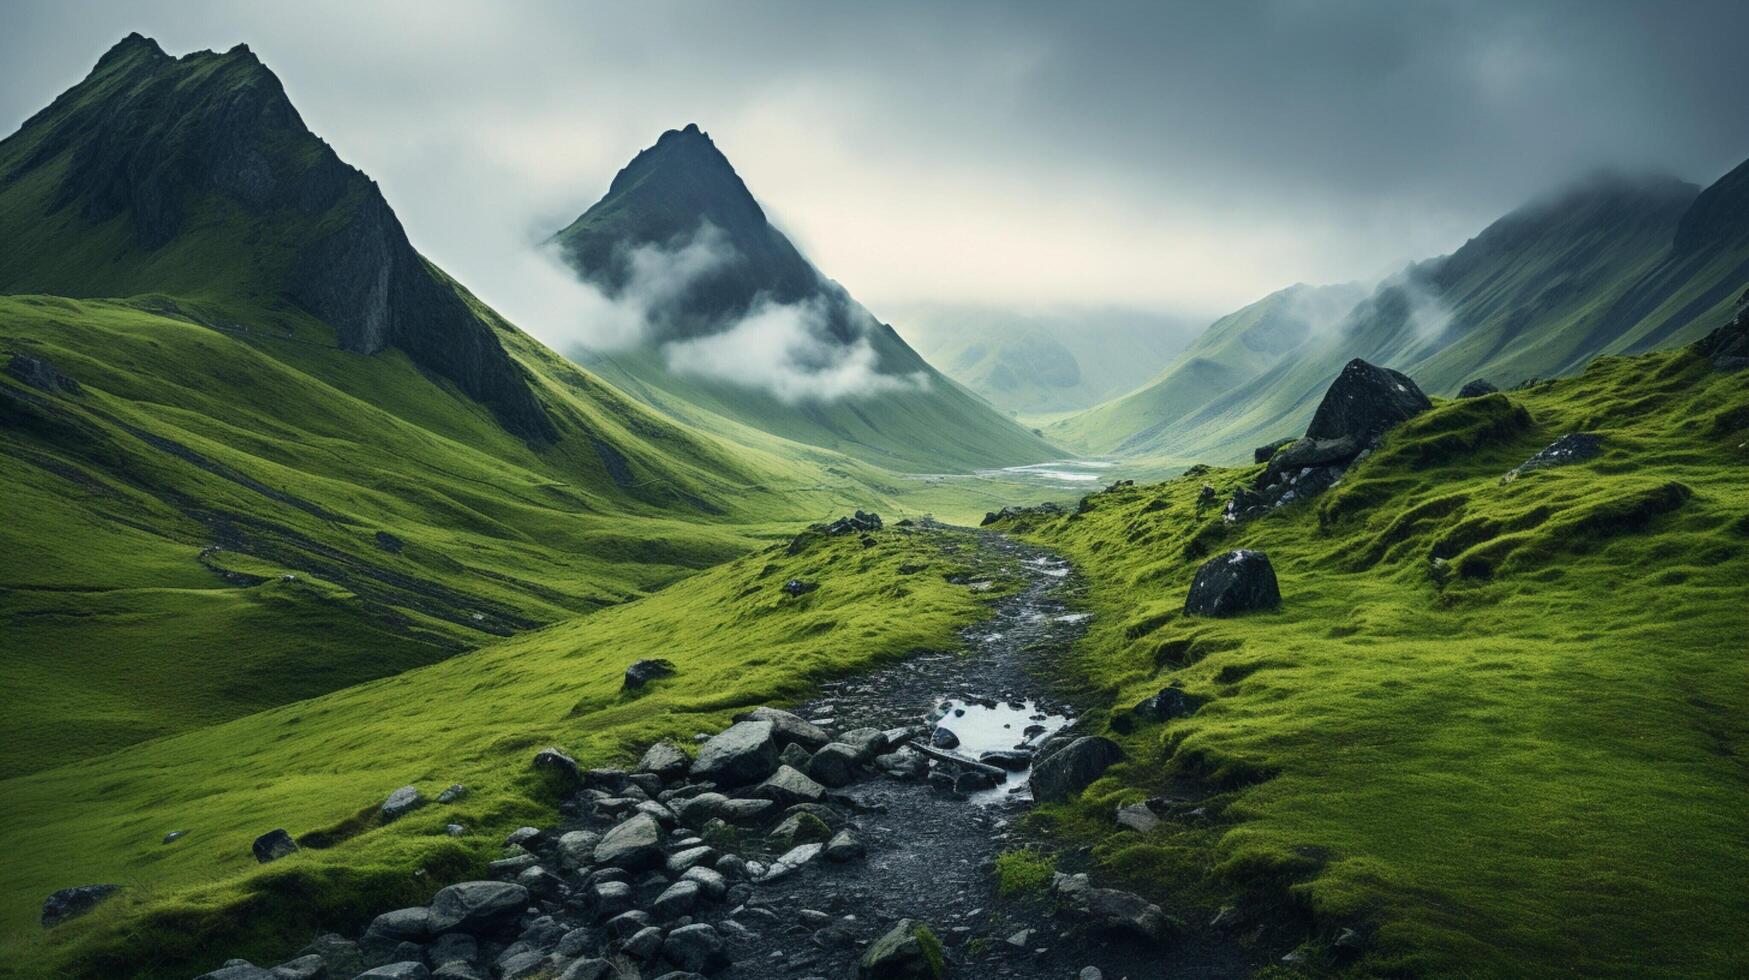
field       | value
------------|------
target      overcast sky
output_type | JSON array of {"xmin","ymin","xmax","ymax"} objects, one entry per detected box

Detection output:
[{"xmin": 5, "ymin": 0, "xmax": 1747, "ymax": 321}]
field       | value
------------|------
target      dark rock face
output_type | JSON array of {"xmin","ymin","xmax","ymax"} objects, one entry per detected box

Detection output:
[
  {"xmin": 41, "ymin": 883, "xmax": 121, "ymax": 927},
  {"xmin": 1253, "ymin": 437, "xmax": 1295, "ymax": 464},
  {"xmin": 5, "ymin": 354, "xmax": 81, "ymax": 396},
  {"xmin": 622, "ymin": 659, "xmax": 677, "ymax": 690},
  {"xmin": 1184, "ymin": 550, "xmax": 1281, "ymax": 617},
  {"xmin": 252, "ymin": 828, "xmax": 298, "ymax": 863},
  {"xmin": 1458, "ymin": 378, "xmax": 1500, "ymax": 397},
  {"xmin": 1504, "ymin": 433, "xmax": 1604, "ymax": 482},
  {"xmin": 2, "ymin": 35, "xmax": 552, "ymax": 442},
  {"xmin": 1305, "ymin": 358, "xmax": 1433, "ymax": 444},
  {"xmin": 1029, "ymin": 736, "xmax": 1124, "ymax": 803},
  {"xmin": 1693, "ymin": 304, "xmax": 1749, "ymax": 371}
]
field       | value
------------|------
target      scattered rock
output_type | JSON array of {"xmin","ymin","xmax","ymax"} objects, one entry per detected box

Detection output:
[
  {"xmin": 824, "ymin": 829, "xmax": 865, "ymax": 862},
  {"xmin": 252, "ymin": 829, "xmax": 298, "ymax": 864},
  {"xmin": 5, "ymin": 353, "xmax": 81, "ymax": 396},
  {"xmin": 806, "ymin": 742, "xmax": 860, "ymax": 787},
  {"xmin": 623, "ymin": 658, "xmax": 678, "ymax": 690},
  {"xmin": 859, "ymin": 918, "xmax": 945, "ymax": 978},
  {"xmin": 195, "ymin": 962, "xmax": 276, "ymax": 980},
  {"xmin": 435, "ymin": 783, "xmax": 468, "ymax": 804},
  {"xmin": 781, "ymin": 578, "xmax": 819, "ymax": 596},
  {"xmin": 162, "ymin": 830, "xmax": 188, "ymax": 844},
  {"xmin": 357, "ymin": 963, "xmax": 431, "ymax": 979},
  {"xmin": 769, "ymin": 812, "xmax": 833, "ymax": 848},
  {"xmin": 1458, "ymin": 378, "xmax": 1499, "ymax": 397},
  {"xmin": 1029, "ymin": 736, "xmax": 1123, "ymax": 803},
  {"xmin": 754, "ymin": 765, "xmax": 827, "ymax": 806},
  {"xmin": 1503, "ymin": 432, "xmax": 1604, "ymax": 482},
  {"xmin": 662, "ymin": 922, "xmax": 730, "ymax": 973},
  {"xmin": 689, "ymin": 720, "xmax": 779, "ymax": 786},
  {"xmin": 41, "ymin": 884, "xmax": 121, "ymax": 927},
  {"xmin": 637, "ymin": 740, "xmax": 690, "ymax": 780},
  {"xmin": 380, "ymin": 785, "xmax": 426, "ymax": 821},
  {"xmin": 1053, "ymin": 873, "xmax": 1171, "ymax": 940},
  {"xmin": 1183, "ymin": 549, "xmax": 1281, "ymax": 617},
  {"xmin": 531, "ymin": 747, "xmax": 582, "ymax": 788},
  {"xmin": 735, "ymin": 706, "xmax": 831, "ymax": 750},
  {"xmin": 1113, "ymin": 685, "xmax": 1205, "ymax": 732},
  {"xmin": 825, "ymin": 511, "xmax": 884, "ymax": 535},
  {"xmin": 1115, "ymin": 803, "xmax": 1161, "ymax": 833},
  {"xmin": 762, "ymin": 842, "xmax": 825, "ymax": 880},
  {"xmin": 426, "ymin": 881, "xmax": 529, "ymax": 935},
  {"xmin": 593, "ymin": 813, "xmax": 665, "ymax": 870},
  {"xmin": 651, "ymin": 879, "xmax": 700, "ymax": 918}
]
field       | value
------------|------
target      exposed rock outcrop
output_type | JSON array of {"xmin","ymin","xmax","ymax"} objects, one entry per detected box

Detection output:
[{"xmin": 1184, "ymin": 549, "xmax": 1281, "ymax": 617}]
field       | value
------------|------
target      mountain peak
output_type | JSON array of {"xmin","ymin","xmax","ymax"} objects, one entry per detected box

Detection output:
[{"xmin": 95, "ymin": 32, "xmax": 166, "ymax": 68}]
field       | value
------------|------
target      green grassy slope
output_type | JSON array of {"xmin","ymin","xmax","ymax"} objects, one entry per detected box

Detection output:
[
  {"xmin": 1056, "ymin": 173, "xmax": 1747, "ymax": 466},
  {"xmin": 0, "ymin": 527, "xmax": 999, "ymax": 978},
  {"xmin": 993, "ymin": 343, "xmax": 1749, "ymax": 977},
  {"xmin": 1050, "ymin": 283, "xmax": 1367, "ymax": 458}
]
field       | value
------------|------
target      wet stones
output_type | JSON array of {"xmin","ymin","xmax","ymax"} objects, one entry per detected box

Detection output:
[
  {"xmin": 623, "ymin": 658, "xmax": 677, "ymax": 690},
  {"xmin": 1029, "ymin": 736, "xmax": 1123, "ymax": 803},
  {"xmin": 41, "ymin": 884, "xmax": 121, "ymax": 927},
  {"xmin": 592, "ymin": 813, "xmax": 665, "ymax": 870},
  {"xmin": 252, "ymin": 828, "xmax": 298, "ymax": 863},
  {"xmin": 381, "ymin": 785, "xmax": 426, "ymax": 821},
  {"xmin": 426, "ymin": 881, "xmax": 528, "ymax": 935},
  {"xmin": 977, "ymin": 749, "xmax": 1032, "ymax": 771},
  {"xmin": 1183, "ymin": 549, "xmax": 1281, "ymax": 617},
  {"xmin": 689, "ymin": 720, "xmax": 779, "ymax": 786},
  {"xmin": 859, "ymin": 918, "xmax": 946, "ymax": 978}
]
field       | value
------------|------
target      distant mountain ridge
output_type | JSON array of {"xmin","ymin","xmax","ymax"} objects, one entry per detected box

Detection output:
[
  {"xmin": 551, "ymin": 124, "xmax": 1058, "ymax": 473},
  {"xmin": 1056, "ymin": 168, "xmax": 1749, "ymax": 463},
  {"xmin": 0, "ymin": 33, "xmax": 553, "ymax": 440}
]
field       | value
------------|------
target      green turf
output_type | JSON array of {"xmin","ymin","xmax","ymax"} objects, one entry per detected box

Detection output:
[
  {"xmin": 0, "ymin": 526, "xmax": 997, "ymax": 977},
  {"xmin": 996, "ymin": 345, "xmax": 1749, "ymax": 977}
]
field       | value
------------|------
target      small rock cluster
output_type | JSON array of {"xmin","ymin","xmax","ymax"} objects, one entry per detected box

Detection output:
[
  {"xmin": 980, "ymin": 502, "xmax": 1065, "ymax": 527},
  {"xmin": 1227, "ymin": 358, "xmax": 1431, "ymax": 523}
]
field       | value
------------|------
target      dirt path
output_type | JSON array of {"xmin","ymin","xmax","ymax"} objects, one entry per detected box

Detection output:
[{"xmin": 724, "ymin": 529, "xmax": 1253, "ymax": 979}]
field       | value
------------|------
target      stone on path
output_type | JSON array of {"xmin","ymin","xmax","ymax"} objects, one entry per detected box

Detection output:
[
  {"xmin": 859, "ymin": 918, "xmax": 946, "ymax": 978},
  {"xmin": 807, "ymin": 742, "xmax": 860, "ymax": 786},
  {"xmin": 735, "ymin": 705, "xmax": 831, "ymax": 750},
  {"xmin": 689, "ymin": 720, "xmax": 779, "ymax": 786},
  {"xmin": 753, "ymin": 764, "xmax": 826, "ymax": 806}
]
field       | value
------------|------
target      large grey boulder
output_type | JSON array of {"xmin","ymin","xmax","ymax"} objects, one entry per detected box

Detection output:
[
  {"xmin": 807, "ymin": 742, "xmax": 859, "ymax": 787},
  {"xmin": 426, "ymin": 881, "xmax": 529, "ymax": 935},
  {"xmin": 689, "ymin": 720, "xmax": 779, "ymax": 786},
  {"xmin": 859, "ymin": 919, "xmax": 945, "ymax": 978},
  {"xmin": 662, "ymin": 922, "xmax": 729, "ymax": 973},
  {"xmin": 753, "ymin": 765, "xmax": 826, "ymax": 806},
  {"xmin": 1183, "ymin": 550, "xmax": 1281, "ymax": 617},
  {"xmin": 1029, "ymin": 736, "xmax": 1123, "ymax": 803},
  {"xmin": 380, "ymin": 785, "xmax": 426, "ymax": 821},
  {"xmin": 1305, "ymin": 358, "xmax": 1431, "ymax": 444},
  {"xmin": 592, "ymin": 812, "xmax": 664, "ymax": 870},
  {"xmin": 252, "ymin": 829, "xmax": 298, "ymax": 863},
  {"xmin": 41, "ymin": 883, "xmax": 121, "ymax": 927},
  {"xmin": 734, "ymin": 706, "xmax": 830, "ymax": 750},
  {"xmin": 638, "ymin": 741, "xmax": 690, "ymax": 780}
]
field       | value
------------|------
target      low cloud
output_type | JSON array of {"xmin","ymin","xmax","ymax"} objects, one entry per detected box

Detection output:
[{"xmin": 663, "ymin": 296, "xmax": 928, "ymax": 404}]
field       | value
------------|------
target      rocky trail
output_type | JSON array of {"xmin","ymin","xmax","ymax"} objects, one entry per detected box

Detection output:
[{"xmin": 197, "ymin": 529, "xmax": 1255, "ymax": 980}]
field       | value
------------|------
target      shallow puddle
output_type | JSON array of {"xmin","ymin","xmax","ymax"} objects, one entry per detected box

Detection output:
[{"xmin": 927, "ymin": 696, "xmax": 1072, "ymax": 803}]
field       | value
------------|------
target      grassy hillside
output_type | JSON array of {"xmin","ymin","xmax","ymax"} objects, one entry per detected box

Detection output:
[
  {"xmin": 0, "ymin": 526, "xmax": 1001, "ymax": 978},
  {"xmin": 1056, "ymin": 173, "xmax": 1747, "ymax": 466},
  {"xmin": 894, "ymin": 305, "xmax": 1202, "ymax": 417},
  {"xmin": 993, "ymin": 342, "xmax": 1749, "ymax": 977}
]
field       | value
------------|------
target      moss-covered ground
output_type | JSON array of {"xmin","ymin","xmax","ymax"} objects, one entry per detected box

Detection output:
[{"xmin": 999, "ymin": 347, "xmax": 1749, "ymax": 978}]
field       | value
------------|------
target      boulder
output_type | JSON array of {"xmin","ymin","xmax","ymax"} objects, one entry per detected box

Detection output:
[
  {"xmin": 689, "ymin": 721, "xmax": 779, "ymax": 785},
  {"xmin": 365, "ymin": 906, "xmax": 433, "ymax": 945},
  {"xmin": 840, "ymin": 727, "xmax": 890, "ymax": 762},
  {"xmin": 662, "ymin": 922, "xmax": 730, "ymax": 973},
  {"xmin": 1029, "ymin": 736, "xmax": 1123, "ymax": 803},
  {"xmin": 762, "ymin": 842, "xmax": 825, "ymax": 880},
  {"xmin": 753, "ymin": 765, "xmax": 826, "ymax": 806},
  {"xmin": 779, "ymin": 741, "xmax": 812, "ymax": 770},
  {"xmin": 1116, "ymin": 803, "xmax": 1162, "ymax": 833},
  {"xmin": 824, "ymin": 829, "xmax": 865, "ymax": 862},
  {"xmin": 252, "ymin": 829, "xmax": 298, "ymax": 863},
  {"xmin": 426, "ymin": 881, "xmax": 529, "ymax": 935},
  {"xmin": 769, "ymin": 811, "xmax": 833, "ymax": 848},
  {"xmin": 1503, "ymin": 432, "xmax": 1604, "ymax": 482},
  {"xmin": 807, "ymin": 742, "xmax": 860, "ymax": 787},
  {"xmin": 558, "ymin": 960, "xmax": 613, "ymax": 980},
  {"xmin": 531, "ymin": 747, "xmax": 582, "ymax": 788},
  {"xmin": 623, "ymin": 658, "xmax": 677, "ymax": 690},
  {"xmin": 380, "ymin": 785, "xmax": 426, "ymax": 821},
  {"xmin": 41, "ymin": 884, "xmax": 121, "ymax": 927},
  {"xmin": 269, "ymin": 954, "xmax": 327, "ymax": 979},
  {"xmin": 1694, "ymin": 306, "xmax": 1749, "ymax": 370},
  {"xmin": 1457, "ymin": 378, "xmax": 1499, "ymax": 398},
  {"xmin": 592, "ymin": 813, "xmax": 664, "ymax": 870},
  {"xmin": 589, "ymin": 880, "xmax": 633, "ymax": 920},
  {"xmin": 781, "ymin": 578, "xmax": 819, "ymax": 596},
  {"xmin": 1113, "ymin": 686, "xmax": 1205, "ymax": 732},
  {"xmin": 1260, "ymin": 435, "xmax": 1361, "ymax": 485},
  {"xmin": 929, "ymin": 727, "xmax": 960, "ymax": 750},
  {"xmin": 681, "ymin": 865, "xmax": 728, "ymax": 900},
  {"xmin": 1253, "ymin": 438, "xmax": 1295, "ymax": 464},
  {"xmin": 734, "ymin": 706, "xmax": 830, "ymax": 750},
  {"xmin": 859, "ymin": 919, "xmax": 945, "ymax": 978},
  {"xmin": 1304, "ymin": 358, "xmax": 1431, "ymax": 444},
  {"xmin": 651, "ymin": 879, "xmax": 700, "ymax": 918},
  {"xmin": 557, "ymin": 830, "xmax": 601, "ymax": 870},
  {"xmin": 435, "ymin": 784, "xmax": 468, "ymax": 804},
  {"xmin": 638, "ymin": 741, "xmax": 690, "ymax": 780},
  {"xmin": 978, "ymin": 749, "xmax": 1032, "ymax": 771},
  {"xmin": 1052, "ymin": 873, "xmax": 1171, "ymax": 940},
  {"xmin": 1183, "ymin": 550, "xmax": 1280, "ymax": 617}
]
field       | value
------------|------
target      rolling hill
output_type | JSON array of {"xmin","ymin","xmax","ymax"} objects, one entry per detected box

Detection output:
[
  {"xmin": 1055, "ymin": 170, "xmax": 1749, "ymax": 464},
  {"xmin": 550, "ymin": 124, "xmax": 1059, "ymax": 473}
]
